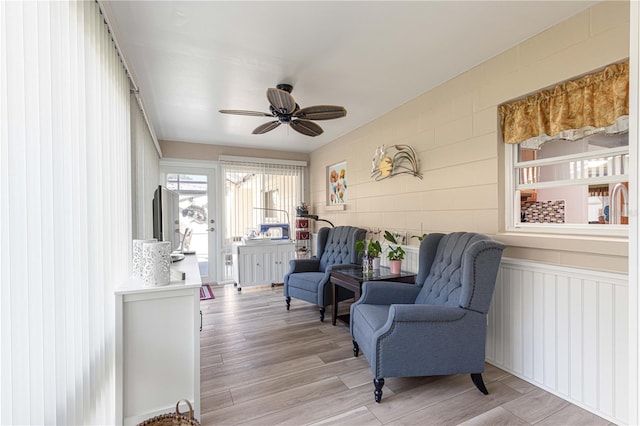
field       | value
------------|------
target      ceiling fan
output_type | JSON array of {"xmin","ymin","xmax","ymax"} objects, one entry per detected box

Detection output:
[{"xmin": 219, "ymin": 84, "xmax": 347, "ymax": 137}]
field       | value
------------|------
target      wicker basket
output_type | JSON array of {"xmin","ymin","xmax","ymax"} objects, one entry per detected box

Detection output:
[{"xmin": 138, "ymin": 399, "xmax": 201, "ymax": 426}]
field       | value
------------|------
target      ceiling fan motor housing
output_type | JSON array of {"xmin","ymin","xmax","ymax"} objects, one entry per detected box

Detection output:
[
  {"xmin": 270, "ymin": 104, "xmax": 295, "ymax": 122},
  {"xmin": 276, "ymin": 83, "xmax": 293, "ymax": 93}
]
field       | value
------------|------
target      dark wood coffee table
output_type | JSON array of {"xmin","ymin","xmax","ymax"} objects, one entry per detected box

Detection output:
[{"xmin": 330, "ymin": 266, "xmax": 416, "ymax": 325}]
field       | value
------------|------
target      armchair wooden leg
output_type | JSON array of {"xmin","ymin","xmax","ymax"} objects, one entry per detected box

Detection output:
[
  {"xmin": 319, "ymin": 307, "xmax": 325, "ymax": 322},
  {"xmin": 285, "ymin": 296, "xmax": 291, "ymax": 311},
  {"xmin": 374, "ymin": 378, "xmax": 385, "ymax": 403},
  {"xmin": 471, "ymin": 373, "xmax": 489, "ymax": 395},
  {"xmin": 353, "ymin": 340, "xmax": 359, "ymax": 357}
]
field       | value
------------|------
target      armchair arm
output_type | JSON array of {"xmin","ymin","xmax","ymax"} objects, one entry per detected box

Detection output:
[
  {"xmin": 286, "ymin": 258, "xmax": 320, "ymax": 274},
  {"xmin": 317, "ymin": 264, "xmax": 361, "ymax": 307},
  {"xmin": 386, "ymin": 304, "xmax": 466, "ymax": 322},
  {"xmin": 356, "ymin": 281, "xmax": 421, "ymax": 306}
]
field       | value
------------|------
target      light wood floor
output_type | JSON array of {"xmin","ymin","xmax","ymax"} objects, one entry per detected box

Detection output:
[{"xmin": 199, "ymin": 284, "xmax": 613, "ymax": 426}]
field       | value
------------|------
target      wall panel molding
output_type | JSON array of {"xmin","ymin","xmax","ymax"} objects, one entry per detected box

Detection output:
[{"xmin": 487, "ymin": 258, "xmax": 628, "ymax": 424}]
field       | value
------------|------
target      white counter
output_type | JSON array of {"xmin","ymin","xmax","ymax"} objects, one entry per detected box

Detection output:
[
  {"xmin": 115, "ymin": 252, "xmax": 202, "ymax": 425},
  {"xmin": 116, "ymin": 252, "xmax": 202, "ymax": 295}
]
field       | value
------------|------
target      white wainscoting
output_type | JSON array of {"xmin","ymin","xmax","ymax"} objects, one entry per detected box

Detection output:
[
  {"xmin": 487, "ymin": 258, "xmax": 628, "ymax": 425},
  {"xmin": 379, "ymin": 245, "xmax": 420, "ymax": 273}
]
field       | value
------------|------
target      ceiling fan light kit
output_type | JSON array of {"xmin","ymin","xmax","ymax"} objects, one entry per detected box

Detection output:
[{"xmin": 219, "ymin": 84, "xmax": 347, "ymax": 137}]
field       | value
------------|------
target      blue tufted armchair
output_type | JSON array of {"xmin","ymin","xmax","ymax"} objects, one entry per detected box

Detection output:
[
  {"xmin": 350, "ymin": 232, "xmax": 505, "ymax": 402},
  {"xmin": 284, "ymin": 226, "xmax": 366, "ymax": 321}
]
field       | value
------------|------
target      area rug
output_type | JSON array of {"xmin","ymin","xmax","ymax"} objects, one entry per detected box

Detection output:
[{"xmin": 200, "ymin": 284, "xmax": 215, "ymax": 300}]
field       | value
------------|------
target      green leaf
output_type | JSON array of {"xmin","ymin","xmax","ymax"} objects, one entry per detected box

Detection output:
[{"xmin": 383, "ymin": 230, "xmax": 397, "ymax": 244}]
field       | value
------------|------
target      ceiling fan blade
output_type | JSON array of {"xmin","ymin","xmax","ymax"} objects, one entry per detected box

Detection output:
[
  {"xmin": 294, "ymin": 105, "xmax": 347, "ymax": 120},
  {"xmin": 290, "ymin": 119, "xmax": 323, "ymax": 137},
  {"xmin": 252, "ymin": 121, "xmax": 281, "ymax": 134},
  {"xmin": 267, "ymin": 88, "xmax": 296, "ymax": 114},
  {"xmin": 219, "ymin": 109, "xmax": 273, "ymax": 117}
]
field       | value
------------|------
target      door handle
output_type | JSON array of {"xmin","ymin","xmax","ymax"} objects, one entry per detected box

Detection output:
[{"xmin": 208, "ymin": 227, "xmax": 215, "ymax": 232}]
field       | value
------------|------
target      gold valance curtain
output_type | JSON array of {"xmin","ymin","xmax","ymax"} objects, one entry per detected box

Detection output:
[{"xmin": 499, "ymin": 61, "xmax": 629, "ymax": 147}]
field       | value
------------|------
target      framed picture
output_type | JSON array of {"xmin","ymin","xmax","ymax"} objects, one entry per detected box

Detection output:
[{"xmin": 327, "ymin": 161, "xmax": 347, "ymax": 205}]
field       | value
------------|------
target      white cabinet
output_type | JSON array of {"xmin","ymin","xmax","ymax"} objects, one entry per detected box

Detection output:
[
  {"xmin": 232, "ymin": 241, "xmax": 296, "ymax": 288},
  {"xmin": 115, "ymin": 254, "xmax": 201, "ymax": 426}
]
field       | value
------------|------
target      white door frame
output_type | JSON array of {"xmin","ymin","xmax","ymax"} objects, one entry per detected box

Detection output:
[
  {"xmin": 629, "ymin": 2, "xmax": 639, "ymax": 423},
  {"xmin": 160, "ymin": 159, "xmax": 220, "ymax": 284}
]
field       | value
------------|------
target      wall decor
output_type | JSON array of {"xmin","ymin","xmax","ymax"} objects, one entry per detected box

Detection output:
[
  {"xmin": 327, "ymin": 161, "xmax": 347, "ymax": 205},
  {"xmin": 371, "ymin": 144, "xmax": 422, "ymax": 180}
]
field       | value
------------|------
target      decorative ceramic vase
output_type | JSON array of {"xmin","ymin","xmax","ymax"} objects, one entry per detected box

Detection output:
[
  {"xmin": 141, "ymin": 241, "xmax": 171, "ymax": 286},
  {"xmin": 132, "ymin": 239, "xmax": 156, "ymax": 277},
  {"xmin": 389, "ymin": 259, "xmax": 402, "ymax": 274},
  {"xmin": 372, "ymin": 257, "xmax": 381, "ymax": 270}
]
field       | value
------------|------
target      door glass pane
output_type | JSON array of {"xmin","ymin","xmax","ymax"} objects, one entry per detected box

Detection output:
[{"xmin": 166, "ymin": 173, "xmax": 210, "ymax": 276}]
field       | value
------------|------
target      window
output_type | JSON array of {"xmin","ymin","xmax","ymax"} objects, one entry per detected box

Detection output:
[
  {"xmin": 500, "ymin": 61, "xmax": 629, "ymax": 236},
  {"xmin": 220, "ymin": 159, "xmax": 307, "ymax": 244},
  {"xmin": 506, "ymin": 132, "xmax": 629, "ymax": 235}
]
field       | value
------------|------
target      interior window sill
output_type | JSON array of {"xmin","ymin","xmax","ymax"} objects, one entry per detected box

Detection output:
[{"xmin": 494, "ymin": 231, "xmax": 628, "ymax": 257}]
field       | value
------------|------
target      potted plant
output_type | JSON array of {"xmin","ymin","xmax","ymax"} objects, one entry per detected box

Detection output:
[
  {"xmin": 411, "ymin": 233, "xmax": 428, "ymax": 242},
  {"xmin": 384, "ymin": 231, "xmax": 405, "ymax": 274},
  {"xmin": 356, "ymin": 238, "xmax": 382, "ymax": 272},
  {"xmin": 296, "ymin": 201, "xmax": 309, "ymax": 216}
]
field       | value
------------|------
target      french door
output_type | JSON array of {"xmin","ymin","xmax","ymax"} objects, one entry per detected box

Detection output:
[{"xmin": 161, "ymin": 163, "xmax": 218, "ymax": 283}]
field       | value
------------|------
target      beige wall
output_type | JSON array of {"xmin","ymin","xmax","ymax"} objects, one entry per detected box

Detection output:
[
  {"xmin": 160, "ymin": 139, "xmax": 310, "ymax": 163},
  {"xmin": 308, "ymin": 1, "xmax": 630, "ymax": 273}
]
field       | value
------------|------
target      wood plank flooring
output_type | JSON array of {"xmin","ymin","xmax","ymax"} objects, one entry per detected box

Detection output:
[{"xmin": 200, "ymin": 284, "xmax": 613, "ymax": 426}]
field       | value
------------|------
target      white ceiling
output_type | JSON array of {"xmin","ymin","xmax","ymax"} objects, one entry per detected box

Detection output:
[{"xmin": 102, "ymin": 1, "xmax": 596, "ymax": 154}]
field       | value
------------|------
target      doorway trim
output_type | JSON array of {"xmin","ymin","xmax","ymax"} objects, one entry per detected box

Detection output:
[{"xmin": 160, "ymin": 159, "xmax": 220, "ymax": 284}]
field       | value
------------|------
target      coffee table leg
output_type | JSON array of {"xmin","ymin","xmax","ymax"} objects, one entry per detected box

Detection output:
[{"xmin": 332, "ymin": 282, "xmax": 338, "ymax": 326}]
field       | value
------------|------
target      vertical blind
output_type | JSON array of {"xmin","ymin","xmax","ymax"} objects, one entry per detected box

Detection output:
[
  {"xmin": 131, "ymin": 92, "xmax": 160, "ymax": 240},
  {"xmin": 1, "ymin": 1, "xmax": 131, "ymax": 424},
  {"xmin": 220, "ymin": 160, "xmax": 306, "ymax": 244}
]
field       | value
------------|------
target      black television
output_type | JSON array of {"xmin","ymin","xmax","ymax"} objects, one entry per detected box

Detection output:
[{"xmin": 152, "ymin": 185, "xmax": 181, "ymax": 252}]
